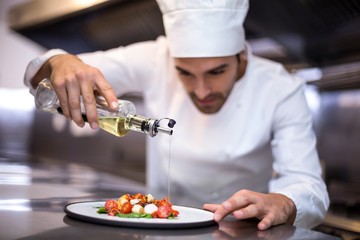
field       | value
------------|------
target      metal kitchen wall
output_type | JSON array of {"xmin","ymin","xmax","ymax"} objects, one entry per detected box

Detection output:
[
  {"xmin": 8, "ymin": 0, "xmax": 360, "ymax": 195},
  {"xmin": 6, "ymin": 0, "xmax": 360, "ymax": 236},
  {"xmin": 8, "ymin": 0, "xmax": 360, "ymax": 67}
]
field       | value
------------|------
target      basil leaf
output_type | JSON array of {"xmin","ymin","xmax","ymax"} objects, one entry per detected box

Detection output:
[
  {"xmin": 116, "ymin": 212, "xmax": 152, "ymax": 218},
  {"xmin": 97, "ymin": 207, "xmax": 107, "ymax": 214}
]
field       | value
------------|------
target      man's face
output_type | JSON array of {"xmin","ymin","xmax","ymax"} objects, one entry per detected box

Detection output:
[{"xmin": 174, "ymin": 55, "xmax": 241, "ymax": 114}]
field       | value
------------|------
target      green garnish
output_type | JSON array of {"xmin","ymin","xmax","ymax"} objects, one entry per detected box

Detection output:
[
  {"xmin": 97, "ymin": 207, "xmax": 153, "ymax": 218},
  {"xmin": 97, "ymin": 207, "xmax": 107, "ymax": 214},
  {"xmin": 116, "ymin": 212, "xmax": 153, "ymax": 218}
]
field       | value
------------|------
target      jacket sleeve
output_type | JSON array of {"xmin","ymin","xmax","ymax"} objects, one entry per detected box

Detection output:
[
  {"xmin": 23, "ymin": 49, "xmax": 68, "ymax": 95},
  {"xmin": 269, "ymin": 79, "xmax": 329, "ymax": 228},
  {"xmin": 23, "ymin": 37, "xmax": 167, "ymax": 97}
]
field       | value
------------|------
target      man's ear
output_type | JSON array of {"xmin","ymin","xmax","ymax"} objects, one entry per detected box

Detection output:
[{"xmin": 237, "ymin": 52, "xmax": 248, "ymax": 79}]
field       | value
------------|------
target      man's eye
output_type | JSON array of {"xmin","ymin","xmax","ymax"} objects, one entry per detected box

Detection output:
[
  {"xmin": 179, "ymin": 71, "xmax": 191, "ymax": 76},
  {"xmin": 209, "ymin": 70, "xmax": 225, "ymax": 75}
]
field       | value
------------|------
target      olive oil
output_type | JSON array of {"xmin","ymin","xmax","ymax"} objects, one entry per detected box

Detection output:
[
  {"xmin": 98, "ymin": 117, "xmax": 130, "ymax": 137},
  {"xmin": 167, "ymin": 136, "xmax": 173, "ymax": 201}
]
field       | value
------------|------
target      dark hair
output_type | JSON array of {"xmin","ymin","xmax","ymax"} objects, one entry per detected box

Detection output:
[{"xmin": 236, "ymin": 53, "xmax": 240, "ymax": 62}]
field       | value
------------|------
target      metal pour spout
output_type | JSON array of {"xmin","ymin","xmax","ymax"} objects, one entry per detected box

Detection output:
[
  {"xmin": 156, "ymin": 126, "xmax": 173, "ymax": 135},
  {"xmin": 153, "ymin": 118, "xmax": 176, "ymax": 137}
]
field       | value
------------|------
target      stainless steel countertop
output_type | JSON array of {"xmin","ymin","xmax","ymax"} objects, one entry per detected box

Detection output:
[{"xmin": 0, "ymin": 154, "xmax": 340, "ymax": 240}]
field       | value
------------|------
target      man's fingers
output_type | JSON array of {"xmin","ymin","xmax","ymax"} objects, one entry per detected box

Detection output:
[
  {"xmin": 79, "ymin": 77, "xmax": 98, "ymax": 129},
  {"xmin": 66, "ymin": 79, "xmax": 84, "ymax": 127},
  {"xmin": 47, "ymin": 55, "xmax": 113, "ymax": 129},
  {"xmin": 94, "ymin": 73, "xmax": 118, "ymax": 110},
  {"xmin": 203, "ymin": 202, "xmax": 232, "ymax": 222},
  {"xmin": 204, "ymin": 191, "xmax": 295, "ymax": 231},
  {"xmin": 258, "ymin": 216, "xmax": 274, "ymax": 231},
  {"xmin": 229, "ymin": 189, "xmax": 258, "ymax": 207},
  {"xmin": 212, "ymin": 201, "xmax": 238, "ymax": 222},
  {"xmin": 206, "ymin": 191, "xmax": 253, "ymax": 222},
  {"xmin": 232, "ymin": 203, "xmax": 259, "ymax": 220},
  {"xmin": 203, "ymin": 203, "xmax": 219, "ymax": 212},
  {"xmin": 52, "ymin": 77, "xmax": 71, "ymax": 118}
]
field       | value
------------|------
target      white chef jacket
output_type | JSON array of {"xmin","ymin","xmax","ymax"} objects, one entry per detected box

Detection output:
[{"xmin": 24, "ymin": 36, "xmax": 329, "ymax": 228}]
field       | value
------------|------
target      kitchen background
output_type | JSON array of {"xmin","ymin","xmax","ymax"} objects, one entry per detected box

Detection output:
[{"xmin": 0, "ymin": 0, "xmax": 359, "ymax": 239}]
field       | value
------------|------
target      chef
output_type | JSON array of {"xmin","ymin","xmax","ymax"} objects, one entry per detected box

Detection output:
[{"xmin": 24, "ymin": 0, "xmax": 329, "ymax": 230}]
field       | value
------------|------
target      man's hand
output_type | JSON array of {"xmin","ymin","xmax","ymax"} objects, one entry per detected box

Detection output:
[
  {"xmin": 203, "ymin": 190, "xmax": 296, "ymax": 231},
  {"xmin": 32, "ymin": 54, "xmax": 118, "ymax": 129}
]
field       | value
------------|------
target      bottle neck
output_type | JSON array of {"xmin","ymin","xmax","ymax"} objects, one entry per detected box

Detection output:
[
  {"xmin": 125, "ymin": 115, "xmax": 174, "ymax": 137},
  {"xmin": 124, "ymin": 115, "xmax": 155, "ymax": 137}
]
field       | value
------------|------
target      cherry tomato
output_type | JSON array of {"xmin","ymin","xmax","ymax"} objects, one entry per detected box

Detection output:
[
  {"xmin": 157, "ymin": 205, "xmax": 173, "ymax": 218},
  {"xmin": 151, "ymin": 211, "xmax": 159, "ymax": 218},
  {"xmin": 171, "ymin": 209, "xmax": 179, "ymax": 217},
  {"xmin": 108, "ymin": 208, "xmax": 118, "ymax": 216},
  {"xmin": 105, "ymin": 199, "xmax": 118, "ymax": 212},
  {"xmin": 156, "ymin": 198, "xmax": 172, "ymax": 207},
  {"xmin": 121, "ymin": 201, "xmax": 132, "ymax": 214},
  {"xmin": 103, "ymin": 194, "xmax": 179, "ymax": 219}
]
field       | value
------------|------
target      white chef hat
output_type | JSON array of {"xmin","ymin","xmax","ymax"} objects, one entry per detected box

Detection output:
[{"xmin": 156, "ymin": 0, "xmax": 249, "ymax": 58}]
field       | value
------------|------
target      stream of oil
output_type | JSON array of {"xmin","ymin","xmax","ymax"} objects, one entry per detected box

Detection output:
[{"xmin": 167, "ymin": 135, "xmax": 172, "ymax": 201}]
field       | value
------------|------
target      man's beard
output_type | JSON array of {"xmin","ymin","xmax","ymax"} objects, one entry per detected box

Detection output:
[{"xmin": 189, "ymin": 92, "xmax": 226, "ymax": 114}]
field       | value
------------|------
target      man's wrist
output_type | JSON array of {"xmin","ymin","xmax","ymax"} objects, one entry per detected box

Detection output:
[
  {"xmin": 270, "ymin": 193, "xmax": 297, "ymax": 225},
  {"xmin": 24, "ymin": 49, "xmax": 68, "ymax": 95}
]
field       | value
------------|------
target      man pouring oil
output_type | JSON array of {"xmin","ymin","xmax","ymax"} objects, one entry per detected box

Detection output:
[{"xmin": 24, "ymin": 0, "xmax": 329, "ymax": 230}]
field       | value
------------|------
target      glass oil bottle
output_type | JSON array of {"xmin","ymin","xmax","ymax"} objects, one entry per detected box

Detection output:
[{"xmin": 35, "ymin": 78, "xmax": 176, "ymax": 137}]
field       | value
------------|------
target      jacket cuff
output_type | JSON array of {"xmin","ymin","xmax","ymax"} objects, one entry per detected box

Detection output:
[{"xmin": 24, "ymin": 49, "xmax": 68, "ymax": 95}]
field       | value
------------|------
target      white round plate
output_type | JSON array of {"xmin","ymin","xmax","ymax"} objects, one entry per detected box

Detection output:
[{"xmin": 64, "ymin": 201, "xmax": 216, "ymax": 229}]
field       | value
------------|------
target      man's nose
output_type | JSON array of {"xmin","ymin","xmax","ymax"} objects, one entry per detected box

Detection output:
[{"xmin": 194, "ymin": 79, "xmax": 211, "ymax": 99}]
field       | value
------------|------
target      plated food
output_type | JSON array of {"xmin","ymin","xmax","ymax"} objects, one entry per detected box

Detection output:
[
  {"xmin": 97, "ymin": 193, "xmax": 179, "ymax": 219},
  {"xmin": 65, "ymin": 200, "xmax": 215, "ymax": 228}
]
